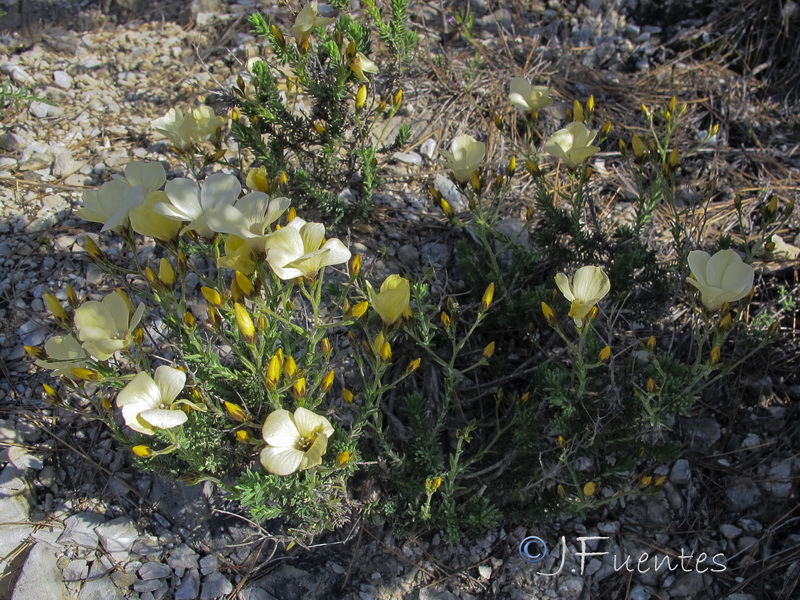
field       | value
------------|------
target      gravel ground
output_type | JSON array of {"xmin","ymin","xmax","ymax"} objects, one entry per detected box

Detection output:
[{"xmin": 1, "ymin": 1, "xmax": 798, "ymax": 599}]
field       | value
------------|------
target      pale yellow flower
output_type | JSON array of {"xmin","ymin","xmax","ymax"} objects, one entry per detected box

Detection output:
[
  {"xmin": 544, "ymin": 122, "xmax": 600, "ymax": 168},
  {"xmin": 218, "ymin": 235, "xmax": 256, "ymax": 275},
  {"xmin": 73, "ymin": 292, "xmax": 145, "ymax": 360},
  {"xmin": 441, "ymin": 134, "xmax": 485, "ymax": 183},
  {"xmin": 35, "ymin": 335, "xmax": 88, "ymax": 378},
  {"xmin": 152, "ymin": 107, "xmax": 226, "ymax": 150},
  {"xmin": 554, "ymin": 266, "xmax": 610, "ymax": 327},
  {"xmin": 129, "ymin": 190, "xmax": 181, "ymax": 242},
  {"xmin": 190, "ymin": 106, "xmax": 226, "ymax": 143},
  {"xmin": 508, "ymin": 78, "xmax": 553, "ymax": 114},
  {"xmin": 291, "ymin": 1, "xmax": 335, "ymax": 44},
  {"xmin": 154, "ymin": 173, "xmax": 241, "ymax": 238},
  {"xmin": 264, "ymin": 217, "xmax": 351, "ymax": 280},
  {"xmin": 686, "ymin": 249, "xmax": 755, "ymax": 311},
  {"xmin": 116, "ymin": 366, "xmax": 189, "ymax": 435},
  {"xmin": 77, "ymin": 161, "xmax": 166, "ymax": 231},
  {"xmin": 350, "ymin": 52, "xmax": 378, "ymax": 82},
  {"xmin": 369, "ymin": 274, "xmax": 412, "ymax": 325},
  {"xmin": 206, "ymin": 192, "xmax": 290, "ymax": 251},
  {"xmin": 260, "ymin": 407, "xmax": 335, "ymax": 475}
]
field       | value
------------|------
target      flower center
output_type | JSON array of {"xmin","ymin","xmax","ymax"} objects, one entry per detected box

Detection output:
[{"xmin": 296, "ymin": 434, "xmax": 315, "ymax": 452}]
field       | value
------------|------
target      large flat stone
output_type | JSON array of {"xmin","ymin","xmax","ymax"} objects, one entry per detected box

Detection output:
[
  {"xmin": 11, "ymin": 542, "xmax": 69, "ymax": 600},
  {"xmin": 78, "ymin": 575, "xmax": 126, "ymax": 600},
  {"xmin": 58, "ymin": 511, "xmax": 106, "ymax": 549}
]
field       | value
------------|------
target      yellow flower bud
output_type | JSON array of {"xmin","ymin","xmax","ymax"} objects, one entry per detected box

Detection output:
[
  {"xmin": 355, "ymin": 84, "xmax": 367, "ymax": 113},
  {"xmin": 132, "ymin": 445, "xmax": 153, "ymax": 458},
  {"xmin": 201, "ymin": 286, "xmax": 222, "ymax": 306},
  {"xmin": 184, "ymin": 311, "xmax": 196, "ymax": 327},
  {"xmin": 506, "ymin": 156, "xmax": 516, "ymax": 177},
  {"xmin": 640, "ymin": 475, "xmax": 653, "ymax": 488},
  {"xmin": 284, "ymin": 355, "xmax": 297, "ymax": 378},
  {"xmin": 24, "ymin": 345, "xmax": 45, "ymax": 359},
  {"xmin": 646, "ymin": 378, "xmax": 657, "ymax": 393},
  {"xmin": 493, "ymin": 112, "xmax": 504, "ymax": 130},
  {"xmin": 321, "ymin": 370, "xmax": 335, "ymax": 392},
  {"xmin": 407, "ymin": 358, "xmax": 421, "ymax": 372},
  {"xmin": 572, "ymin": 100, "xmax": 584, "ymax": 123},
  {"xmin": 321, "ymin": 338, "xmax": 331, "ymax": 354},
  {"xmin": 158, "ymin": 259, "xmax": 175, "ymax": 288},
  {"xmin": 481, "ymin": 282, "xmax": 495, "ymax": 311},
  {"xmin": 207, "ymin": 306, "xmax": 220, "ymax": 327},
  {"xmin": 655, "ymin": 475, "xmax": 667, "ymax": 487},
  {"xmin": 483, "ymin": 341, "xmax": 495, "ymax": 359},
  {"xmin": 232, "ymin": 271, "xmax": 252, "ymax": 297},
  {"xmin": 342, "ymin": 388, "xmax": 354, "ymax": 403},
  {"xmin": 145, "ymin": 266, "xmax": 157, "ymax": 287},
  {"xmin": 313, "ymin": 120, "xmax": 327, "ymax": 135},
  {"xmin": 42, "ymin": 383, "xmax": 60, "ymax": 403},
  {"xmin": 586, "ymin": 306, "xmax": 599, "ymax": 321},
  {"xmin": 292, "ymin": 377, "xmax": 306, "ymax": 398},
  {"xmin": 646, "ymin": 335, "xmax": 656, "ymax": 352},
  {"xmin": 470, "ymin": 170, "xmax": 482, "ymax": 194},
  {"xmin": 234, "ymin": 303, "xmax": 256, "ymax": 343},
  {"xmin": 710, "ymin": 345, "xmax": 721, "ymax": 365},
  {"xmin": 266, "ymin": 353, "xmax": 281, "ymax": 387},
  {"xmin": 336, "ymin": 451, "xmax": 352, "ymax": 467},
  {"xmin": 426, "ymin": 476, "xmax": 443, "ymax": 492},
  {"xmin": 631, "ymin": 133, "xmax": 645, "ymax": 160},
  {"xmin": 393, "ymin": 89, "xmax": 403, "ymax": 110},
  {"xmin": 598, "ymin": 345, "xmax": 611, "ymax": 362},
  {"xmin": 557, "ymin": 484, "xmax": 567, "ymax": 498},
  {"xmin": 349, "ymin": 301, "xmax": 369, "ymax": 318},
  {"xmin": 66, "ymin": 284, "xmax": 78, "ymax": 308},
  {"xmin": 541, "ymin": 302, "xmax": 556, "ymax": 326},
  {"xmin": 225, "ymin": 401, "xmax": 248, "ymax": 423},
  {"xmin": 668, "ymin": 147, "xmax": 679, "ymax": 169},
  {"xmin": 440, "ymin": 198, "xmax": 453, "ymax": 218},
  {"xmin": 583, "ymin": 481, "xmax": 596, "ymax": 497},
  {"xmin": 440, "ymin": 311, "xmax": 451, "ymax": 329},
  {"xmin": 235, "ymin": 429, "xmax": 251, "ymax": 442},
  {"xmin": 133, "ymin": 328, "xmax": 144, "ymax": 346},
  {"xmin": 350, "ymin": 254, "xmax": 362, "ymax": 278},
  {"xmin": 380, "ymin": 341, "xmax": 392, "ymax": 362},
  {"xmin": 586, "ymin": 94, "xmax": 595, "ymax": 114},
  {"xmin": 557, "ymin": 435, "xmax": 566, "ymax": 448},
  {"xmin": 44, "ymin": 293, "xmax": 68, "ymax": 322},
  {"xmin": 71, "ymin": 367, "xmax": 98, "ymax": 380},
  {"xmin": 278, "ymin": 171, "xmax": 289, "ymax": 187},
  {"xmin": 719, "ymin": 313, "xmax": 732, "ymax": 330},
  {"xmin": 599, "ymin": 120, "xmax": 612, "ymax": 138},
  {"xmin": 270, "ymin": 24, "xmax": 285, "ymax": 47}
]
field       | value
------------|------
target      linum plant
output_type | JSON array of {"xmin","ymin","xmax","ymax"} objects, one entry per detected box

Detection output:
[
  {"xmin": 229, "ymin": 0, "xmax": 416, "ymax": 223},
  {"xmin": 431, "ymin": 90, "xmax": 780, "ymax": 516}
]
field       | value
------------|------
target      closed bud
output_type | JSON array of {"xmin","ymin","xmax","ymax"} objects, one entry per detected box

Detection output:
[
  {"xmin": 158, "ymin": 258, "xmax": 175, "ymax": 288},
  {"xmin": 598, "ymin": 345, "xmax": 611, "ymax": 362},
  {"xmin": 507, "ymin": 156, "xmax": 516, "ymax": 177},
  {"xmin": 719, "ymin": 313, "xmax": 732, "ymax": 330},
  {"xmin": 641, "ymin": 475, "xmax": 653, "ymax": 488},
  {"xmin": 586, "ymin": 94, "xmax": 595, "ymax": 115},
  {"xmin": 482, "ymin": 341, "xmax": 495, "ymax": 359},
  {"xmin": 587, "ymin": 306, "xmax": 599, "ymax": 321},
  {"xmin": 583, "ymin": 481, "xmax": 596, "ymax": 497},
  {"xmin": 231, "ymin": 107, "xmax": 239, "ymax": 122},
  {"xmin": 313, "ymin": 120, "xmax": 327, "ymax": 135},
  {"xmin": 767, "ymin": 195, "xmax": 778, "ymax": 217},
  {"xmin": 525, "ymin": 159, "xmax": 541, "ymax": 177},
  {"xmin": 177, "ymin": 250, "xmax": 187, "ymax": 272},
  {"xmin": 481, "ymin": 282, "xmax": 495, "ymax": 311},
  {"xmin": 42, "ymin": 383, "xmax": 60, "ymax": 403},
  {"xmin": 493, "ymin": 112, "xmax": 504, "ymax": 130},
  {"xmin": 342, "ymin": 388, "xmax": 354, "ymax": 403},
  {"xmin": 407, "ymin": 358, "xmax": 421, "ymax": 372},
  {"xmin": 668, "ymin": 147, "xmax": 680, "ymax": 169},
  {"xmin": 618, "ymin": 138, "xmax": 628, "ymax": 157},
  {"xmin": 270, "ymin": 24, "xmax": 285, "ymax": 47},
  {"xmin": 356, "ymin": 84, "xmax": 367, "ymax": 113},
  {"xmin": 380, "ymin": 341, "xmax": 392, "ymax": 362},
  {"xmin": 66, "ymin": 284, "xmax": 79, "ymax": 308},
  {"xmin": 440, "ymin": 311, "xmax": 451, "ymax": 329},
  {"xmin": 655, "ymin": 475, "xmax": 667, "ymax": 486},
  {"xmin": 426, "ymin": 476, "xmax": 443, "ymax": 492},
  {"xmin": 201, "ymin": 286, "xmax": 222, "ymax": 306},
  {"xmin": 266, "ymin": 353, "xmax": 281, "ymax": 387},
  {"xmin": 440, "ymin": 198, "xmax": 453, "ymax": 218},
  {"xmin": 184, "ymin": 311, "xmax": 196, "ymax": 327},
  {"xmin": 278, "ymin": 171, "xmax": 288, "ymax": 186},
  {"xmin": 84, "ymin": 236, "xmax": 103, "ymax": 260},
  {"xmin": 235, "ymin": 429, "xmax": 251, "ymax": 442},
  {"xmin": 557, "ymin": 435, "xmax": 566, "ymax": 449},
  {"xmin": 350, "ymin": 254, "xmax": 362, "ymax": 278},
  {"xmin": 25, "ymin": 345, "xmax": 46, "ymax": 359},
  {"xmin": 145, "ymin": 266, "xmax": 157, "ymax": 287},
  {"xmin": 44, "ymin": 293, "xmax": 68, "ymax": 322},
  {"xmin": 541, "ymin": 302, "xmax": 556, "ymax": 326},
  {"xmin": 668, "ymin": 96, "xmax": 677, "ymax": 115},
  {"xmin": 336, "ymin": 451, "xmax": 351, "ymax": 467},
  {"xmin": 526, "ymin": 206, "xmax": 535, "ymax": 221},
  {"xmin": 207, "ymin": 306, "xmax": 220, "ymax": 327},
  {"xmin": 646, "ymin": 378, "xmax": 656, "ymax": 393},
  {"xmin": 631, "ymin": 133, "xmax": 645, "ymax": 160},
  {"xmin": 256, "ymin": 315, "xmax": 267, "ymax": 331},
  {"xmin": 71, "ymin": 367, "xmax": 98, "ymax": 380},
  {"xmin": 710, "ymin": 345, "xmax": 721, "ymax": 365},
  {"xmin": 284, "ymin": 355, "xmax": 297, "ymax": 378},
  {"xmin": 768, "ymin": 321, "xmax": 779, "ymax": 336},
  {"xmin": 377, "ymin": 100, "xmax": 387, "ymax": 113},
  {"xmin": 599, "ymin": 120, "xmax": 611, "ymax": 138},
  {"xmin": 292, "ymin": 377, "xmax": 306, "ymax": 398},
  {"xmin": 557, "ymin": 484, "xmax": 567, "ymax": 498},
  {"xmin": 234, "ymin": 302, "xmax": 256, "ymax": 343},
  {"xmin": 321, "ymin": 370, "xmax": 335, "ymax": 392},
  {"xmin": 349, "ymin": 301, "xmax": 368, "ymax": 318},
  {"xmin": 236, "ymin": 74, "xmax": 245, "ymax": 94},
  {"xmin": 133, "ymin": 328, "xmax": 144, "ymax": 346},
  {"xmin": 393, "ymin": 89, "xmax": 403, "ymax": 110},
  {"xmin": 224, "ymin": 401, "xmax": 248, "ymax": 423},
  {"xmin": 572, "ymin": 100, "xmax": 584, "ymax": 122},
  {"xmin": 470, "ymin": 170, "xmax": 482, "ymax": 194},
  {"xmin": 646, "ymin": 335, "xmax": 656, "ymax": 352},
  {"xmin": 235, "ymin": 271, "xmax": 254, "ymax": 297},
  {"xmin": 429, "ymin": 184, "xmax": 442, "ymax": 202},
  {"xmin": 321, "ymin": 338, "xmax": 331, "ymax": 353},
  {"xmin": 641, "ymin": 103, "xmax": 651, "ymax": 118},
  {"xmin": 132, "ymin": 445, "xmax": 153, "ymax": 458}
]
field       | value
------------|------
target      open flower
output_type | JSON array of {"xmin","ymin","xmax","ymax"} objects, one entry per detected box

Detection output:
[
  {"xmin": 441, "ymin": 134, "xmax": 485, "ymax": 183},
  {"xmin": 116, "ymin": 366, "xmax": 189, "ymax": 435},
  {"xmin": 206, "ymin": 192, "xmax": 290, "ymax": 251},
  {"xmin": 291, "ymin": 1, "xmax": 335, "ymax": 45},
  {"xmin": 77, "ymin": 161, "xmax": 166, "ymax": 231},
  {"xmin": 35, "ymin": 335, "xmax": 88, "ymax": 378},
  {"xmin": 218, "ymin": 235, "xmax": 256, "ymax": 275},
  {"xmin": 129, "ymin": 190, "xmax": 182, "ymax": 242},
  {"xmin": 555, "ymin": 266, "xmax": 610, "ymax": 327},
  {"xmin": 154, "ymin": 172, "xmax": 241, "ymax": 238},
  {"xmin": 260, "ymin": 407, "xmax": 334, "ymax": 475},
  {"xmin": 350, "ymin": 52, "xmax": 378, "ymax": 82},
  {"xmin": 686, "ymin": 249, "xmax": 755, "ymax": 311},
  {"xmin": 152, "ymin": 107, "xmax": 226, "ymax": 150},
  {"xmin": 544, "ymin": 122, "xmax": 600, "ymax": 168},
  {"xmin": 264, "ymin": 217, "xmax": 351, "ymax": 279},
  {"xmin": 508, "ymin": 78, "xmax": 553, "ymax": 114},
  {"xmin": 73, "ymin": 291, "xmax": 145, "ymax": 360},
  {"xmin": 369, "ymin": 274, "xmax": 412, "ymax": 326}
]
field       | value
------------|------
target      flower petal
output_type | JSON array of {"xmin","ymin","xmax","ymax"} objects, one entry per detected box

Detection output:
[
  {"xmin": 554, "ymin": 273, "xmax": 574, "ymax": 302},
  {"xmin": 154, "ymin": 366, "xmax": 186, "ymax": 404},
  {"xmin": 117, "ymin": 372, "xmax": 161, "ymax": 409},
  {"xmin": 139, "ymin": 408, "xmax": 188, "ymax": 430},
  {"xmin": 687, "ymin": 250, "xmax": 711, "ymax": 287},
  {"xmin": 260, "ymin": 446, "xmax": 304, "ymax": 476},
  {"xmin": 124, "ymin": 161, "xmax": 166, "ymax": 192},
  {"xmin": 200, "ymin": 172, "xmax": 241, "ymax": 212},
  {"xmin": 262, "ymin": 409, "xmax": 300, "ymax": 447},
  {"xmin": 298, "ymin": 434, "xmax": 328, "ymax": 471},
  {"xmin": 293, "ymin": 407, "xmax": 334, "ymax": 438},
  {"xmin": 705, "ymin": 249, "xmax": 737, "ymax": 288}
]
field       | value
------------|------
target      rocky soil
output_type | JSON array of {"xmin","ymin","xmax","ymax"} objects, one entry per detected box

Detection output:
[{"xmin": 1, "ymin": 1, "xmax": 798, "ymax": 599}]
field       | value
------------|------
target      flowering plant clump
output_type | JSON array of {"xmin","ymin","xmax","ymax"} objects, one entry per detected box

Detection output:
[{"xmin": 26, "ymin": 5, "xmax": 792, "ymax": 550}]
